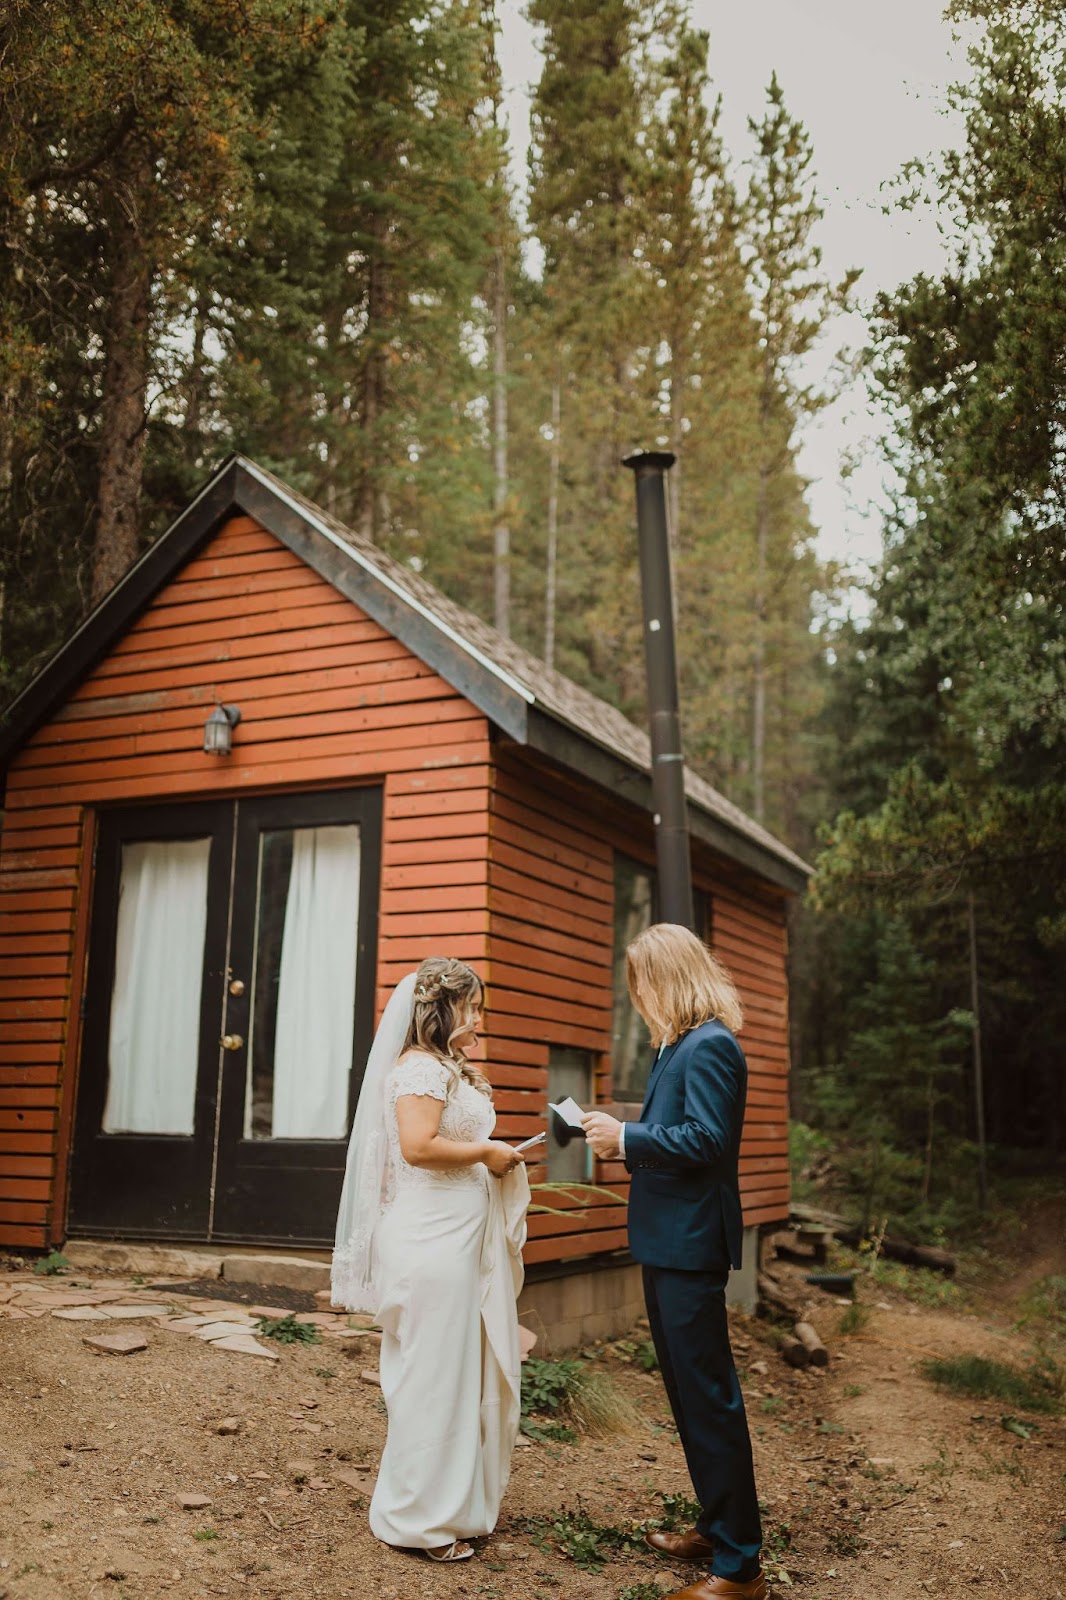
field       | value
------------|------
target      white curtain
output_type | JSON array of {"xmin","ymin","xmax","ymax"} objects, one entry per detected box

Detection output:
[
  {"xmin": 103, "ymin": 838, "xmax": 211, "ymax": 1135},
  {"xmin": 270, "ymin": 825, "xmax": 361, "ymax": 1140}
]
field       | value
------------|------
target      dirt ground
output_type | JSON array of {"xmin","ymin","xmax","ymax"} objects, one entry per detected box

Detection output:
[{"xmin": 0, "ymin": 1221, "xmax": 1063, "ymax": 1600}]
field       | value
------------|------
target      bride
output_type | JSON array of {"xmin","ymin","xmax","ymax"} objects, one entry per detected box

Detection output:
[{"xmin": 331, "ymin": 957, "xmax": 530, "ymax": 1563}]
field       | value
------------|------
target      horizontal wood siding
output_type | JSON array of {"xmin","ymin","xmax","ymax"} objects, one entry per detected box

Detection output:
[
  {"xmin": 489, "ymin": 750, "xmax": 792, "ymax": 1265},
  {"xmin": 486, "ymin": 756, "xmax": 619, "ymax": 1266},
  {"xmin": 0, "ymin": 515, "xmax": 489, "ymax": 1248}
]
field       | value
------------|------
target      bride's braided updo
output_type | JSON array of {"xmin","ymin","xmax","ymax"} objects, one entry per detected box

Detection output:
[{"xmin": 402, "ymin": 957, "xmax": 492, "ymax": 1098}]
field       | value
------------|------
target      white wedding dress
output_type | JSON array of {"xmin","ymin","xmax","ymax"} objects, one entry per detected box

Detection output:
[{"xmin": 368, "ymin": 1051, "xmax": 528, "ymax": 1550}]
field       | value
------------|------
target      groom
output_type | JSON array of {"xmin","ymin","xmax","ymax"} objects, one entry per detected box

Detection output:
[{"xmin": 582, "ymin": 923, "xmax": 768, "ymax": 1600}]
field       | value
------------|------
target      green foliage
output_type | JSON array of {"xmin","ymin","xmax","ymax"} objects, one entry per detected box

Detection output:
[
  {"xmin": 803, "ymin": 0, "xmax": 1066, "ymax": 1205},
  {"xmin": 524, "ymin": 1506, "xmax": 645, "ymax": 1572},
  {"xmin": 520, "ymin": 1356, "xmax": 582, "ymax": 1442},
  {"xmin": 920, "ymin": 1353, "xmax": 1063, "ymax": 1414},
  {"xmin": 1016, "ymin": 1275, "xmax": 1066, "ymax": 1332},
  {"xmin": 836, "ymin": 1301, "xmax": 871, "ymax": 1335},
  {"xmin": 617, "ymin": 1586, "xmax": 669, "ymax": 1600},
  {"xmin": 32, "ymin": 1251, "xmax": 69, "ymax": 1277},
  {"xmin": 253, "ymin": 1313, "xmax": 321, "ymax": 1345},
  {"xmin": 646, "ymin": 1490, "xmax": 702, "ymax": 1532}
]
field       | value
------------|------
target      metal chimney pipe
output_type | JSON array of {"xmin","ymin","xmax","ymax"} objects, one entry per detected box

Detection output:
[{"xmin": 622, "ymin": 450, "xmax": 695, "ymax": 931}]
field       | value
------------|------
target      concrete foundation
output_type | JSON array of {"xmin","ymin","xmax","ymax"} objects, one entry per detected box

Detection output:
[{"xmin": 518, "ymin": 1227, "xmax": 759, "ymax": 1354}]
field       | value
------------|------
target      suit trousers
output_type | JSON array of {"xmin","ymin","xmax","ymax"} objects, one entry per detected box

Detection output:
[{"xmin": 642, "ymin": 1264, "xmax": 762, "ymax": 1580}]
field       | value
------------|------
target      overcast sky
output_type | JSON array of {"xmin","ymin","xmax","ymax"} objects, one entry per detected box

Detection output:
[{"xmin": 498, "ymin": 1, "xmax": 972, "ymax": 584}]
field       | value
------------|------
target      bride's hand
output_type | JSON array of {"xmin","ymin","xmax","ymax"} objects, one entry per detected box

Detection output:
[{"xmin": 483, "ymin": 1141, "xmax": 522, "ymax": 1177}]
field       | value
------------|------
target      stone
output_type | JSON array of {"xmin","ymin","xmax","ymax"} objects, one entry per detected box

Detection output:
[
  {"xmin": 285, "ymin": 1459, "xmax": 317, "ymax": 1479},
  {"xmin": 298, "ymin": 1397, "xmax": 318, "ymax": 1410},
  {"xmin": 209, "ymin": 1334, "xmax": 278, "ymax": 1360},
  {"xmin": 308, "ymin": 1477, "xmax": 331, "ymax": 1491},
  {"xmin": 358, "ymin": 1369, "xmax": 380, "ymax": 1387},
  {"xmin": 53, "ymin": 1307, "xmax": 112, "ymax": 1322},
  {"xmin": 99, "ymin": 1304, "xmax": 173, "ymax": 1320},
  {"xmin": 178, "ymin": 1493, "xmax": 212, "ymax": 1511},
  {"xmin": 221, "ymin": 1253, "xmax": 330, "ymax": 1293},
  {"xmin": 748, "ymin": 1359, "xmax": 769, "ymax": 1375},
  {"xmin": 83, "ymin": 1331, "xmax": 148, "ymax": 1356},
  {"xmin": 196, "ymin": 1321, "xmax": 258, "ymax": 1341},
  {"xmin": 332, "ymin": 1468, "xmax": 371, "ymax": 1489},
  {"xmin": 215, "ymin": 1418, "xmax": 241, "ymax": 1436}
]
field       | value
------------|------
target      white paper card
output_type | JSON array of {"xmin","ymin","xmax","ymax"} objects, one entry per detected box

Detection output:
[{"xmin": 548, "ymin": 1096, "xmax": 586, "ymax": 1129}]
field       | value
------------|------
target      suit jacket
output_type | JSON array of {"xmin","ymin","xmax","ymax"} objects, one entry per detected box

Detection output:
[{"xmin": 622, "ymin": 1018, "xmax": 747, "ymax": 1272}]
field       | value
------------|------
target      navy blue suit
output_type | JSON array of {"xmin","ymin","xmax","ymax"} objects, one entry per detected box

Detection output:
[{"xmin": 624, "ymin": 1020, "xmax": 761, "ymax": 1580}]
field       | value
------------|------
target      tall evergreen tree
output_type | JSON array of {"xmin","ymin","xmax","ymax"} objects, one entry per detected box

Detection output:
[{"xmin": 741, "ymin": 74, "xmax": 856, "ymax": 823}]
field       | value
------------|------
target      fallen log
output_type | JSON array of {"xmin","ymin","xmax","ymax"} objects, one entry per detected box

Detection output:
[
  {"xmin": 757, "ymin": 1270, "xmax": 802, "ymax": 1324},
  {"xmin": 793, "ymin": 1320, "xmax": 829, "ymax": 1367},
  {"xmin": 779, "ymin": 1335, "xmax": 810, "ymax": 1369},
  {"xmin": 833, "ymin": 1227, "xmax": 956, "ymax": 1277}
]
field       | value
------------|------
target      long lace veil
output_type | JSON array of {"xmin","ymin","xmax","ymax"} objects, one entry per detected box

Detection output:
[{"xmin": 331, "ymin": 971, "xmax": 417, "ymax": 1312}]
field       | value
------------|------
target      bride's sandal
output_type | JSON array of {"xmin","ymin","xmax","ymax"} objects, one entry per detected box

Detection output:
[{"xmin": 425, "ymin": 1541, "xmax": 474, "ymax": 1563}]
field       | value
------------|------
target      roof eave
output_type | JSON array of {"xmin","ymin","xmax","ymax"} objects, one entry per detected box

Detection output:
[{"xmin": 523, "ymin": 706, "xmax": 811, "ymax": 895}]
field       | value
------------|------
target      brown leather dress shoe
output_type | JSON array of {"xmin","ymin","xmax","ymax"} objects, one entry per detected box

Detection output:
[
  {"xmin": 662, "ymin": 1574, "xmax": 770, "ymax": 1600},
  {"xmin": 645, "ymin": 1528, "xmax": 716, "ymax": 1561}
]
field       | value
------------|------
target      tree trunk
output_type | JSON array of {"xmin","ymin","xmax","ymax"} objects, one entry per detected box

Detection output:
[
  {"xmin": 751, "ymin": 455, "xmax": 769, "ymax": 823},
  {"xmin": 92, "ymin": 159, "xmax": 153, "ymax": 606},
  {"xmin": 968, "ymin": 892, "xmax": 988, "ymax": 1211},
  {"xmin": 544, "ymin": 379, "xmax": 560, "ymax": 670},
  {"xmin": 359, "ymin": 219, "xmax": 388, "ymax": 543},
  {"xmin": 492, "ymin": 245, "xmax": 509, "ymax": 636}
]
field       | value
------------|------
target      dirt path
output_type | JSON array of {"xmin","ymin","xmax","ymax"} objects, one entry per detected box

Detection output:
[{"xmin": 0, "ymin": 1257, "xmax": 1062, "ymax": 1600}]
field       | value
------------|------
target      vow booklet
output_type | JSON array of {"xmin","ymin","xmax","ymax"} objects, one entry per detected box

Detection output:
[{"xmin": 548, "ymin": 1096, "xmax": 586, "ymax": 1129}]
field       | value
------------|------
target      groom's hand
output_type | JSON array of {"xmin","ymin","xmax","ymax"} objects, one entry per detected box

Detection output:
[{"xmin": 581, "ymin": 1111, "xmax": 622, "ymax": 1160}]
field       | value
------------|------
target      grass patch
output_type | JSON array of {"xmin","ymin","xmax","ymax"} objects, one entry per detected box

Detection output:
[
  {"xmin": 32, "ymin": 1250, "xmax": 69, "ymax": 1276},
  {"xmin": 617, "ymin": 1586, "xmax": 669, "ymax": 1600},
  {"xmin": 837, "ymin": 1301, "xmax": 871, "ymax": 1335},
  {"xmin": 520, "ymin": 1357, "xmax": 640, "ymax": 1441},
  {"xmin": 921, "ymin": 1353, "xmax": 1062, "ymax": 1414},
  {"xmin": 192, "ymin": 1528, "xmax": 219, "ymax": 1542},
  {"xmin": 252, "ymin": 1313, "xmax": 321, "ymax": 1345}
]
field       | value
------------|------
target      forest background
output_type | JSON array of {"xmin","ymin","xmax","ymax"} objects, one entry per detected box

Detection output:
[{"xmin": 1, "ymin": 0, "xmax": 1063, "ymax": 1243}]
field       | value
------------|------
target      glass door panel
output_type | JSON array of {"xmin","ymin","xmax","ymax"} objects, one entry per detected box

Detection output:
[
  {"xmin": 69, "ymin": 803, "xmax": 234, "ymax": 1238},
  {"xmin": 104, "ymin": 838, "xmax": 212, "ymax": 1136},
  {"xmin": 245, "ymin": 824, "xmax": 362, "ymax": 1141}
]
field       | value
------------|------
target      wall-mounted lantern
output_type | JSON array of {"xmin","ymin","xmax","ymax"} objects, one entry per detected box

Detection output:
[{"xmin": 203, "ymin": 704, "xmax": 241, "ymax": 756}]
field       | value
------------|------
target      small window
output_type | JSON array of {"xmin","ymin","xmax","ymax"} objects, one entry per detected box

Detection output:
[{"xmin": 547, "ymin": 1047, "xmax": 593, "ymax": 1184}]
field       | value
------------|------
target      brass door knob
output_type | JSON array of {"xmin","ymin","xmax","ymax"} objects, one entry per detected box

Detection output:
[{"xmin": 222, "ymin": 1034, "xmax": 245, "ymax": 1051}]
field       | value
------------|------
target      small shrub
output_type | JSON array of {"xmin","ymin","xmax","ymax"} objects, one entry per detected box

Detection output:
[
  {"xmin": 646, "ymin": 1490, "xmax": 702, "ymax": 1532},
  {"xmin": 837, "ymin": 1301, "xmax": 870, "ymax": 1335},
  {"xmin": 921, "ymin": 1353, "xmax": 1062, "ymax": 1414},
  {"xmin": 33, "ymin": 1251, "xmax": 69, "ymax": 1277},
  {"xmin": 520, "ymin": 1356, "xmax": 638, "ymax": 1440},
  {"xmin": 617, "ymin": 1585, "xmax": 669, "ymax": 1600},
  {"xmin": 1015, "ymin": 1275, "xmax": 1066, "ymax": 1331},
  {"xmin": 193, "ymin": 1528, "xmax": 219, "ymax": 1542},
  {"xmin": 525, "ymin": 1507, "xmax": 644, "ymax": 1572},
  {"xmin": 253, "ymin": 1314, "xmax": 321, "ymax": 1345}
]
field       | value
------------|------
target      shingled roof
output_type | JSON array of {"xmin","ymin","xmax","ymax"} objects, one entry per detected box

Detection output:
[{"xmin": 0, "ymin": 455, "xmax": 811, "ymax": 893}]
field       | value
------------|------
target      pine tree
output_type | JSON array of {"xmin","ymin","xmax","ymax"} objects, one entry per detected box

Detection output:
[{"xmin": 741, "ymin": 74, "xmax": 856, "ymax": 822}]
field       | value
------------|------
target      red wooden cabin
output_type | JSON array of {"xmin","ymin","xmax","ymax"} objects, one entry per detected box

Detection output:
[{"xmin": 0, "ymin": 458, "xmax": 808, "ymax": 1311}]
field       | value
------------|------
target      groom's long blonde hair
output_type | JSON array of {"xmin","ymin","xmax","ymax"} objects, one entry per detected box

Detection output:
[{"xmin": 626, "ymin": 923, "xmax": 744, "ymax": 1046}]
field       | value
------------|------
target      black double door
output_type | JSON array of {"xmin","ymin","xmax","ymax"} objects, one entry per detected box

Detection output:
[{"xmin": 69, "ymin": 788, "xmax": 381, "ymax": 1245}]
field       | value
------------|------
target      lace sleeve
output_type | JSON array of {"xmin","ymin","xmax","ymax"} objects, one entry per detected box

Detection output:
[{"xmin": 390, "ymin": 1054, "xmax": 451, "ymax": 1103}]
